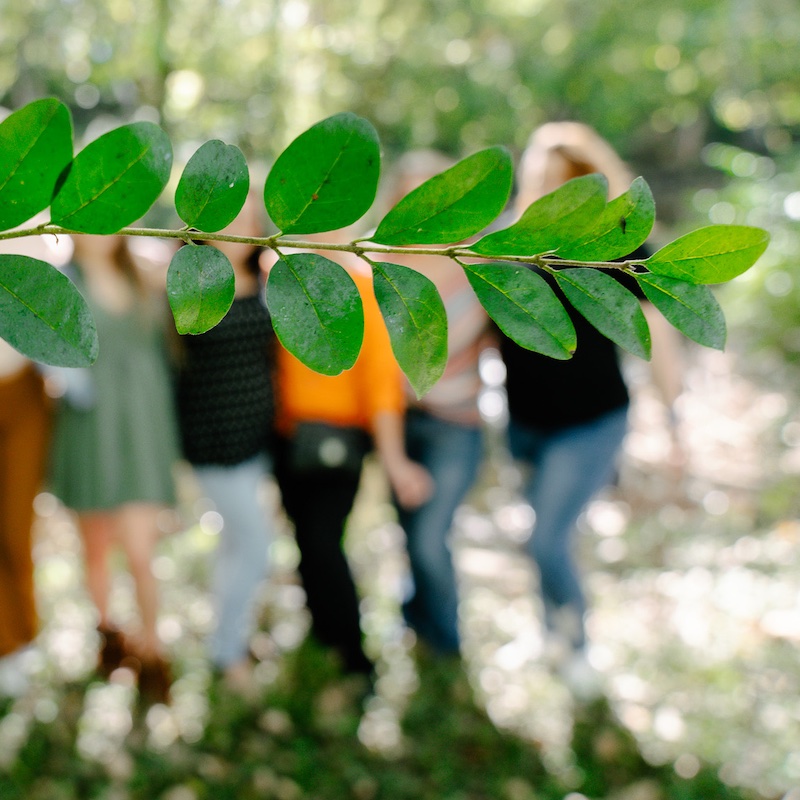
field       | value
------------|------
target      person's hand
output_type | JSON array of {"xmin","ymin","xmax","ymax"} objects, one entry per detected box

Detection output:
[
  {"xmin": 386, "ymin": 458, "xmax": 435, "ymax": 510},
  {"xmin": 665, "ymin": 407, "xmax": 687, "ymax": 465}
]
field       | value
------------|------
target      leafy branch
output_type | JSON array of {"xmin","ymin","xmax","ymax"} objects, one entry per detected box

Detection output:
[
  {"xmin": 0, "ymin": 98, "xmax": 770, "ymax": 397},
  {"xmin": 1, "ymin": 221, "xmax": 650, "ymax": 266}
]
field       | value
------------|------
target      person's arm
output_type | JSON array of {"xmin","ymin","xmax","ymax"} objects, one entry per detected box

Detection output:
[
  {"xmin": 348, "ymin": 265, "xmax": 434, "ymax": 509},
  {"xmin": 642, "ymin": 303, "xmax": 684, "ymax": 410},
  {"xmin": 642, "ymin": 303, "xmax": 687, "ymax": 468},
  {"xmin": 372, "ymin": 410, "xmax": 434, "ymax": 510}
]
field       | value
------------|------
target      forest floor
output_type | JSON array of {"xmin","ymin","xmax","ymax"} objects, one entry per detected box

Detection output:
[{"xmin": 1, "ymin": 345, "xmax": 799, "ymax": 800}]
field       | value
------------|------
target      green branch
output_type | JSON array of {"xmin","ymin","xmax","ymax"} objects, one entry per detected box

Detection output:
[
  {"xmin": 0, "ymin": 223, "xmax": 639, "ymax": 271},
  {"xmin": 0, "ymin": 99, "xmax": 771, "ymax": 387}
]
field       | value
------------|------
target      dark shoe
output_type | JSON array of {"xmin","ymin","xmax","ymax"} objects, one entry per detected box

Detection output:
[
  {"xmin": 137, "ymin": 656, "xmax": 172, "ymax": 705},
  {"xmin": 97, "ymin": 625, "xmax": 128, "ymax": 678},
  {"xmin": 341, "ymin": 647, "xmax": 375, "ymax": 678}
]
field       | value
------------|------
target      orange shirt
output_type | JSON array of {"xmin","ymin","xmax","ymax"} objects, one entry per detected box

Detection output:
[{"xmin": 275, "ymin": 265, "xmax": 404, "ymax": 435}]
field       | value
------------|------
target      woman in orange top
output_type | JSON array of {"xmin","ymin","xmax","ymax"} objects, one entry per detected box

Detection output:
[{"xmin": 273, "ymin": 256, "xmax": 430, "ymax": 677}]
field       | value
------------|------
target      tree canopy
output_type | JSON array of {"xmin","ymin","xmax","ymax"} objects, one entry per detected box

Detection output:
[{"xmin": 3, "ymin": 0, "xmax": 799, "ymax": 172}]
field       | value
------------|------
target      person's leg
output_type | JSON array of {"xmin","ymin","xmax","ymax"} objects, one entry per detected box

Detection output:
[
  {"xmin": 77, "ymin": 511, "xmax": 117, "ymax": 631},
  {"xmin": 275, "ymin": 444, "xmax": 370, "ymax": 674},
  {"xmin": 115, "ymin": 502, "xmax": 164, "ymax": 659},
  {"xmin": 115, "ymin": 501, "xmax": 173, "ymax": 702},
  {"xmin": 194, "ymin": 455, "xmax": 273, "ymax": 670},
  {"xmin": 398, "ymin": 411, "xmax": 482, "ymax": 653},
  {"xmin": 515, "ymin": 408, "xmax": 628, "ymax": 649},
  {"xmin": 78, "ymin": 506, "xmax": 133, "ymax": 677}
]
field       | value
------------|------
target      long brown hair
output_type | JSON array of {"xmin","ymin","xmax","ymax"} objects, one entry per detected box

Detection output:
[
  {"xmin": 71, "ymin": 234, "xmax": 147, "ymax": 296},
  {"xmin": 111, "ymin": 237, "xmax": 146, "ymax": 294},
  {"xmin": 516, "ymin": 122, "xmax": 634, "ymax": 214}
]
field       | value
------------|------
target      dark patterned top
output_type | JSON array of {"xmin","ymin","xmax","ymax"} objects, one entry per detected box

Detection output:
[{"xmin": 177, "ymin": 293, "xmax": 274, "ymax": 466}]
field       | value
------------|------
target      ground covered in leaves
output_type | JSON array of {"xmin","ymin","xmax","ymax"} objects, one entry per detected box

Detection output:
[{"xmin": 1, "ymin": 347, "xmax": 799, "ymax": 800}]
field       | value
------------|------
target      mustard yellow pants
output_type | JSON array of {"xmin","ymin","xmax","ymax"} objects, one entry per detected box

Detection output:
[{"xmin": 0, "ymin": 366, "xmax": 50, "ymax": 657}]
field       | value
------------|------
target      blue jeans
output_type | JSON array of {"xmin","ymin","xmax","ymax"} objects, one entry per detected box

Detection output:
[
  {"xmin": 397, "ymin": 410, "xmax": 483, "ymax": 653},
  {"xmin": 194, "ymin": 453, "xmax": 273, "ymax": 669},
  {"xmin": 509, "ymin": 406, "xmax": 628, "ymax": 649}
]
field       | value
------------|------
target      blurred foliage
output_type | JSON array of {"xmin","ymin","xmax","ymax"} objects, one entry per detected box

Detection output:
[
  {"xmin": 3, "ymin": 0, "xmax": 800, "ymax": 184},
  {"xmin": 0, "ymin": 641, "xmax": 769, "ymax": 800},
  {"xmin": 687, "ymin": 144, "xmax": 800, "ymax": 387},
  {"xmin": 3, "ymin": 423, "xmax": 798, "ymax": 800}
]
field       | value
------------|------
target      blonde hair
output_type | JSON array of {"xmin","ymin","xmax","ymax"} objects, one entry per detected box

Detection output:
[
  {"xmin": 385, "ymin": 149, "xmax": 457, "ymax": 208},
  {"xmin": 516, "ymin": 122, "xmax": 634, "ymax": 213}
]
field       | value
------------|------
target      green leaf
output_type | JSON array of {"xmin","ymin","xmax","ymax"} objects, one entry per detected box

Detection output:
[
  {"xmin": 554, "ymin": 268, "xmax": 651, "ymax": 359},
  {"xmin": 50, "ymin": 121, "xmax": 172, "ymax": 234},
  {"xmin": 0, "ymin": 98, "xmax": 73, "ymax": 232},
  {"xmin": 371, "ymin": 262, "xmax": 448, "ymax": 397},
  {"xmin": 0, "ymin": 254, "xmax": 97, "ymax": 366},
  {"xmin": 175, "ymin": 140, "xmax": 249, "ymax": 232},
  {"xmin": 462, "ymin": 262, "xmax": 575, "ymax": 359},
  {"xmin": 166, "ymin": 245, "xmax": 235, "ymax": 334},
  {"xmin": 645, "ymin": 225, "xmax": 770, "ymax": 284},
  {"xmin": 557, "ymin": 176, "xmax": 655, "ymax": 261},
  {"xmin": 267, "ymin": 253, "xmax": 364, "ymax": 374},
  {"xmin": 264, "ymin": 113, "xmax": 380, "ymax": 235},
  {"xmin": 470, "ymin": 173, "xmax": 607, "ymax": 257},
  {"xmin": 372, "ymin": 147, "xmax": 514, "ymax": 245},
  {"xmin": 637, "ymin": 272, "xmax": 726, "ymax": 350}
]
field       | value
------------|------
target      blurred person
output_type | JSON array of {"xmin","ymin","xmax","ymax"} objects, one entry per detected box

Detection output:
[
  {"xmin": 48, "ymin": 234, "xmax": 180, "ymax": 704},
  {"xmin": 380, "ymin": 150, "xmax": 493, "ymax": 655},
  {"xmin": 500, "ymin": 122, "xmax": 682, "ymax": 694},
  {"xmin": 175, "ymin": 197, "xmax": 276, "ymax": 692},
  {"xmin": 272, "ymin": 246, "xmax": 432, "ymax": 680},
  {"xmin": 0, "ymin": 342, "xmax": 51, "ymax": 698}
]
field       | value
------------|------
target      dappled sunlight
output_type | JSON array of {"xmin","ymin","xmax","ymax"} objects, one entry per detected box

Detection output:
[
  {"xmin": 579, "ymin": 349, "xmax": 800, "ymax": 795},
  {"xmin": 77, "ymin": 680, "xmax": 136, "ymax": 761},
  {"xmin": 1, "ymin": 349, "xmax": 799, "ymax": 797}
]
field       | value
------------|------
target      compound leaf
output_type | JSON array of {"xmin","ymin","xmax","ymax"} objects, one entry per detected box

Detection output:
[
  {"xmin": 637, "ymin": 272, "xmax": 726, "ymax": 350},
  {"xmin": 372, "ymin": 147, "xmax": 513, "ymax": 245},
  {"xmin": 167, "ymin": 245, "xmax": 235, "ymax": 334},
  {"xmin": 0, "ymin": 98, "xmax": 73, "ymax": 231},
  {"xmin": 175, "ymin": 140, "xmax": 249, "ymax": 232},
  {"xmin": 371, "ymin": 261, "xmax": 447, "ymax": 397},
  {"xmin": 470, "ymin": 173, "xmax": 607, "ymax": 257},
  {"xmin": 0, "ymin": 254, "xmax": 98, "ymax": 366},
  {"xmin": 557, "ymin": 176, "xmax": 655, "ymax": 261},
  {"xmin": 645, "ymin": 225, "xmax": 769, "ymax": 284},
  {"xmin": 51, "ymin": 121, "xmax": 172, "ymax": 233},
  {"xmin": 264, "ymin": 113, "xmax": 380, "ymax": 235},
  {"xmin": 267, "ymin": 253, "xmax": 363, "ymax": 374},
  {"xmin": 555, "ymin": 268, "xmax": 650, "ymax": 359},
  {"xmin": 463, "ymin": 262, "xmax": 575, "ymax": 359}
]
